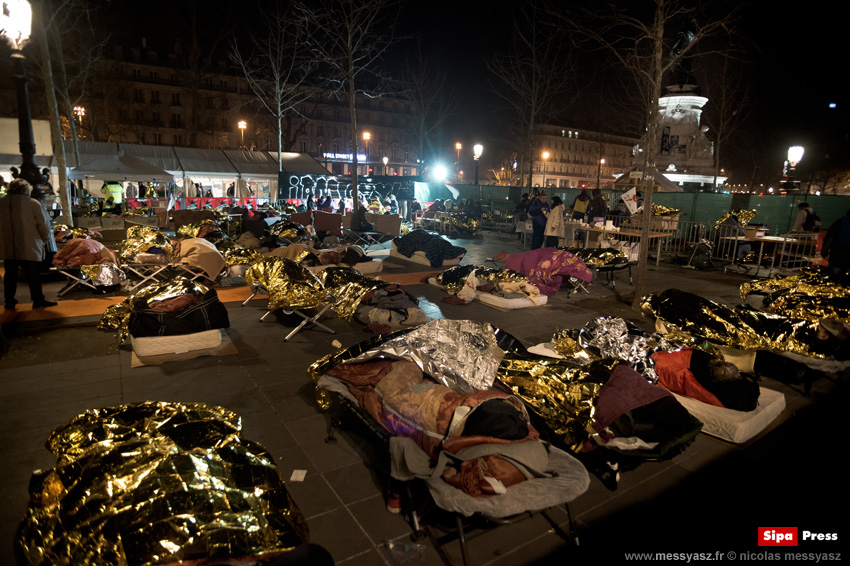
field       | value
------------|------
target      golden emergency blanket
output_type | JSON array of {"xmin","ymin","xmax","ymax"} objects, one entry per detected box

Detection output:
[
  {"xmin": 116, "ymin": 225, "xmax": 174, "ymax": 262},
  {"xmin": 443, "ymin": 212, "xmax": 481, "ymax": 233},
  {"xmin": 642, "ymin": 288, "xmax": 823, "ymax": 357},
  {"xmin": 497, "ymin": 354, "xmax": 601, "ymax": 453},
  {"xmin": 740, "ymin": 269, "xmax": 850, "ymax": 324},
  {"xmin": 436, "ymin": 264, "xmax": 530, "ymax": 295},
  {"xmin": 223, "ymin": 247, "xmax": 263, "ymax": 267},
  {"xmin": 561, "ymin": 247, "xmax": 627, "ymax": 267},
  {"xmin": 715, "ymin": 209, "xmax": 756, "ymax": 229},
  {"xmin": 177, "ymin": 219, "xmax": 221, "ymax": 240},
  {"xmin": 244, "ymin": 257, "xmax": 328, "ymax": 311},
  {"xmin": 315, "ymin": 266, "xmax": 387, "ymax": 321},
  {"xmin": 16, "ymin": 401, "xmax": 308, "ymax": 566}
]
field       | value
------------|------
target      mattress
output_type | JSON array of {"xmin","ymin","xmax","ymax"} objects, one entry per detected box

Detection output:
[
  {"xmin": 132, "ymin": 328, "xmax": 223, "ymax": 357},
  {"xmin": 390, "ymin": 242, "xmax": 463, "ymax": 267},
  {"xmin": 306, "ymin": 259, "xmax": 383, "ymax": 274},
  {"xmin": 428, "ymin": 277, "xmax": 547, "ymax": 309},
  {"xmin": 670, "ymin": 387, "xmax": 786, "ymax": 444}
]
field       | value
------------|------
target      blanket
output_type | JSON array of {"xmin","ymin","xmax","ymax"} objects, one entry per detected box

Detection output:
[{"xmin": 504, "ymin": 247, "xmax": 592, "ymax": 295}]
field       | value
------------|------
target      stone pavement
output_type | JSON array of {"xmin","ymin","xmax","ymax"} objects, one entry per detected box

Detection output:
[{"xmin": 0, "ymin": 230, "xmax": 845, "ymax": 565}]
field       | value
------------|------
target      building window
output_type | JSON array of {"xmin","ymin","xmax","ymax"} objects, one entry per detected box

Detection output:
[
  {"xmin": 152, "ymin": 111, "xmax": 161, "ymax": 124},
  {"xmin": 149, "ymin": 71, "xmax": 158, "ymax": 83},
  {"xmin": 174, "ymin": 134, "xmax": 183, "ymax": 145},
  {"xmin": 153, "ymin": 133, "xmax": 162, "ymax": 144},
  {"xmin": 317, "ymin": 125, "xmax": 323, "ymax": 137},
  {"xmin": 299, "ymin": 140, "xmax": 307, "ymax": 152},
  {"xmin": 170, "ymin": 113, "xmax": 183, "ymax": 128},
  {"xmin": 220, "ymin": 80, "xmax": 228, "ymax": 89},
  {"xmin": 150, "ymin": 91, "xmax": 160, "ymax": 103},
  {"xmin": 134, "ymin": 89, "xmax": 144, "ymax": 102},
  {"xmin": 148, "ymin": 52, "xmax": 157, "ymax": 64},
  {"xmin": 171, "ymin": 92, "xmax": 181, "ymax": 106}
]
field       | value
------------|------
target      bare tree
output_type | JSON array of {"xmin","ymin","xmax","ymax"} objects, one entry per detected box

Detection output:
[
  {"xmin": 554, "ymin": 1, "xmax": 738, "ymax": 308},
  {"xmin": 488, "ymin": 2, "xmax": 573, "ymax": 189},
  {"xmin": 697, "ymin": 52, "xmax": 751, "ymax": 191},
  {"xmin": 295, "ymin": 0, "xmax": 400, "ymax": 206},
  {"xmin": 40, "ymin": 0, "xmax": 108, "ymax": 167},
  {"xmin": 394, "ymin": 40, "xmax": 457, "ymax": 163},
  {"xmin": 232, "ymin": 4, "xmax": 319, "ymax": 174}
]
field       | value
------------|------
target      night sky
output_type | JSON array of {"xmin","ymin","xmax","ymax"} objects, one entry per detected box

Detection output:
[{"xmin": 96, "ymin": 0, "xmax": 850, "ymax": 183}]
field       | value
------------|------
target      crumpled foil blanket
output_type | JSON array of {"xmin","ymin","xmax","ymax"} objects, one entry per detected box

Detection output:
[{"xmin": 16, "ymin": 401, "xmax": 307, "ymax": 566}]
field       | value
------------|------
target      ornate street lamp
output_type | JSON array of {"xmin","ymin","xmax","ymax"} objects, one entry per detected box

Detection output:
[
  {"xmin": 541, "ymin": 151, "xmax": 550, "ymax": 187},
  {"xmin": 2, "ymin": 0, "xmax": 48, "ymax": 199},
  {"xmin": 382, "ymin": 155, "xmax": 388, "ymax": 176},
  {"xmin": 781, "ymin": 145, "xmax": 804, "ymax": 192},
  {"xmin": 473, "ymin": 143, "xmax": 483, "ymax": 190},
  {"xmin": 455, "ymin": 142, "xmax": 462, "ymax": 182}
]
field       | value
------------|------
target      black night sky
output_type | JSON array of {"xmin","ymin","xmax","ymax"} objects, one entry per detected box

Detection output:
[{"xmin": 84, "ymin": 0, "xmax": 850, "ymax": 184}]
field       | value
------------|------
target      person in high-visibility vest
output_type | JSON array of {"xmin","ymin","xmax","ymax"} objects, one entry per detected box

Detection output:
[{"xmin": 101, "ymin": 180, "xmax": 124, "ymax": 204}]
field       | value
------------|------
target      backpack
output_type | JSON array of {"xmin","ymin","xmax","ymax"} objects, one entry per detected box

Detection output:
[{"xmin": 803, "ymin": 210, "xmax": 822, "ymax": 232}]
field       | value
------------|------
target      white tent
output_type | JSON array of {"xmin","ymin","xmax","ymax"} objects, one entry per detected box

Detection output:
[{"xmin": 68, "ymin": 152, "xmax": 175, "ymax": 183}]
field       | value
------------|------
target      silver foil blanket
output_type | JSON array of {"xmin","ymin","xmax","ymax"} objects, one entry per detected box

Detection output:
[
  {"xmin": 575, "ymin": 317, "xmax": 676, "ymax": 381},
  {"xmin": 310, "ymin": 319, "xmax": 505, "ymax": 392}
]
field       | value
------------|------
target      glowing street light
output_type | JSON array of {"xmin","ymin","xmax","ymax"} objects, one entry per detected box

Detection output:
[
  {"xmin": 433, "ymin": 165, "xmax": 447, "ymax": 182},
  {"xmin": 455, "ymin": 142, "xmax": 462, "ymax": 182},
  {"xmin": 541, "ymin": 151, "xmax": 550, "ymax": 187},
  {"xmin": 382, "ymin": 155, "xmax": 388, "ymax": 175},
  {"xmin": 237, "ymin": 120, "xmax": 247, "ymax": 147},
  {"xmin": 473, "ymin": 143, "xmax": 483, "ymax": 188},
  {"xmin": 781, "ymin": 145, "xmax": 805, "ymax": 192},
  {"xmin": 1, "ymin": 0, "xmax": 48, "ymax": 199}
]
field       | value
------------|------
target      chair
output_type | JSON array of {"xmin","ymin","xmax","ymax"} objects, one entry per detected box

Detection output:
[
  {"xmin": 241, "ymin": 281, "xmax": 337, "ymax": 341},
  {"xmin": 314, "ymin": 211, "xmax": 343, "ymax": 237}
]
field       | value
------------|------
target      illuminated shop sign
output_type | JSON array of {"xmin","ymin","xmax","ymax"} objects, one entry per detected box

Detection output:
[{"xmin": 323, "ymin": 153, "xmax": 367, "ymax": 162}]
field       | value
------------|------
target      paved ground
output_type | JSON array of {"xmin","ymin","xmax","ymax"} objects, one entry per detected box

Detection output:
[{"xmin": 1, "ymin": 230, "xmax": 846, "ymax": 565}]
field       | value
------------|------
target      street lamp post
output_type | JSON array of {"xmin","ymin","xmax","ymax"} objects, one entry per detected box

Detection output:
[
  {"xmin": 2, "ymin": 0, "xmax": 48, "ymax": 200},
  {"xmin": 541, "ymin": 151, "xmax": 550, "ymax": 188},
  {"xmin": 382, "ymin": 155, "xmax": 388, "ymax": 176},
  {"xmin": 237, "ymin": 120, "xmax": 247, "ymax": 148},
  {"xmin": 362, "ymin": 132, "xmax": 371, "ymax": 174},
  {"xmin": 455, "ymin": 142, "xmax": 462, "ymax": 182},
  {"xmin": 473, "ymin": 144, "xmax": 483, "ymax": 197},
  {"xmin": 596, "ymin": 158, "xmax": 605, "ymax": 191}
]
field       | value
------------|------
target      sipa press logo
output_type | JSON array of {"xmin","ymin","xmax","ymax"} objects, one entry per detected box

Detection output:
[{"xmin": 759, "ymin": 527, "xmax": 798, "ymax": 546}]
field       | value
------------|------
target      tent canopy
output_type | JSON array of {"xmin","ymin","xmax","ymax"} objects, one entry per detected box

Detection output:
[
  {"xmin": 270, "ymin": 152, "xmax": 330, "ymax": 175},
  {"xmin": 614, "ymin": 167, "xmax": 684, "ymax": 193},
  {"xmin": 224, "ymin": 149, "xmax": 279, "ymax": 178},
  {"xmin": 119, "ymin": 143, "xmax": 182, "ymax": 173},
  {"xmin": 68, "ymin": 152, "xmax": 175, "ymax": 182},
  {"xmin": 173, "ymin": 147, "xmax": 239, "ymax": 177}
]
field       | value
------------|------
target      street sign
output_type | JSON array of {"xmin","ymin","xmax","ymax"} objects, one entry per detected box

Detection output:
[{"xmin": 629, "ymin": 171, "xmax": 643, "ymax": 179}]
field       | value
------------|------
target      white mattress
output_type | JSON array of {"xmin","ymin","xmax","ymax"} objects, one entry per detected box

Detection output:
[
  {"xmin": 306, "ymin": 259, "xmax": 383, "ymax": 274},
  {"xmin": 132, "ymin": 328, "xmax": 223, "ymax": 357},
  {"xmin": 428, "ymin": 277, "xmax": 547, "ymax": 308},
  {"xmin": 670, "ymin": 387, "xmax": 786, "ymax": 444},
  {"xmin": 390, "ymin": 242, "xmax": 463, "ymax": 266}
]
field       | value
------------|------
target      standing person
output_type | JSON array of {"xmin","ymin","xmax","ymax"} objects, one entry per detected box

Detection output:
[
  {"xmin": 543, "ymin": 196, "xmax": 566, "ymax": 248},
  {"xmin": 397, "ymin": 185, "xmax": 412, "ymax": 220},
  {"xmin": 124, "ymin": 182, "xmax": 138, "ymax": 200},
  {"xmin": 822, "ymin": 209, "xmax": 850, "ymax": 281},
  {"xmin": 588, "ymin": 188, "xmax": 608, "ymax": 221},
  {"xmin": 792, "ymin": 201, "xmax": 821, "ymax": 233},
  {"xmin": 101, "ymin": 180, "xmax": 124, "ymax": 204},
  {"xmin": 570, "ymin": 188, "xmax": 591, "ymax": 220},
  {"xmin": 408, "ymin": 197, "xmax": 422, "ymax": 221},
  {"xmin": 306, "ymin": 194, "xmax": 315, "ymax": 210},
  {"xmin": 0, "ymin": 179, "xmax": 57, "ymax": 309},
  {"xmin": 226, "ymin": 182, "xmax": 236, "ymax": 198},
  {"xmin": 528, "ymin": 191, "xmax": 550, "ymax": 250}
]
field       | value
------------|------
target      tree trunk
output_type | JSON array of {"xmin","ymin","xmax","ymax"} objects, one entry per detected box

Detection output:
[
  {"xmin": 631, "ymin": 0, "xmax": 665, "ymax": 310},
  {"xmin": 348, "ymin": 72, "xmax": 359, "ymax": 207},
  {"xmin": 36, "ymin": 1, "xmax": 73, "ymax": 227}
]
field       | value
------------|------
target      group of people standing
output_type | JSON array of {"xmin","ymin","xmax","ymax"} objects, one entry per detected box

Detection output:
[{"xmin": 523, "ymin": 187, "xmax": 608, "ymax": 249}]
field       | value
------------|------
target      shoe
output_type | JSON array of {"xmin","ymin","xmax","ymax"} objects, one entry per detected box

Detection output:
[
  {"xmin": 32, "ymin": 300, "xmax": 58, "ymax": 308},
  {"xmin": 4, "ymin": 303, "xmax": 15, "ymax": 310},
  {"xmin": 386, "ymin": 490, "xmax": 401, "ymax": 514}
]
